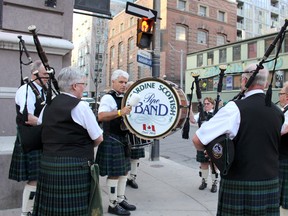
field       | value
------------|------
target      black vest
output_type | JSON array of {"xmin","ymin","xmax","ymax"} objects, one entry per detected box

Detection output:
[
  {"xmin": 224, "ymin": 93, "xmax": 283, "ymax": 180},
  {"xmin": 42, "ymin": 94, "xmax": 94, "ymax": 160},
  {"xmin": 16, "ymin": 84, "xmax": 44, "ymax": 126},
  {"xmin": 102, "ymin": 90, "xmax": 127, "ymax": 136},
  {"xmin": 280, "ymin": 108, "xmax": 288, "ymax": 160}
]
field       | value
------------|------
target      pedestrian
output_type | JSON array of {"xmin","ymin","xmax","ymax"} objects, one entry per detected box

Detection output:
[
  {"xmin": 192, "ymin": 63, "xmax": 284, "ymax": 215},
  {"xmin": 96, "ymin": 69, "xmax": 136, "ymax": 216},
  {"xmin": 278, "ymin": 81, "xmax": 288, "ymax": 215},
  {"xmin": 125, "ymin": 81, "xmax": 146, "ymax": 189},
  {"xmin": 8, "ymin": 60, "xmax": 48, "ymax": 216},
  {"xmin": 190, "ymin": 97, "xmax": 219, "ymax": 193},
  {"xmin": 32, "ymin": 67, "xmax": 103, "ymax": 215}
]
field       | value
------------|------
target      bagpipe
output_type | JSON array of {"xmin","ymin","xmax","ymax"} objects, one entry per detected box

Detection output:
[
  {"xmin": 17, "ymin": 25, "xmax": 60, "ymax": 106},
  {"xmin": 186, "ymin": 19, "xmax": 288, "ymax": 175}
]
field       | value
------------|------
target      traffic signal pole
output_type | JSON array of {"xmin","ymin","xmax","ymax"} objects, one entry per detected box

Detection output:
[{"xmin": 150, "ymin": 0, "xmax": 160, "ymax": 161}]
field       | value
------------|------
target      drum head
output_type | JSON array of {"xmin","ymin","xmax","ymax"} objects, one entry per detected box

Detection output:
[{"xmin": 122, "ymin": 77, "xmax": 187, "ymax": 140}]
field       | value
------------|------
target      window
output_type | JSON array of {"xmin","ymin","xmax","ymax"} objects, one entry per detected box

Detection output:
[
  {"xmin": 233, "ymin": 45, "xmax": 241, "ymax": 61},
  {"xmin": 218, "ymin": 11, "xmax": 225, "ymax": 22},
  {"xmin": 248, "ymin": 42, "xmax": 257, "ymax": 58},
  {"xmin": 118, "ymin": 42, "xmax": 124, "ymax": 67},
  {"xmin": 176, "ymin": 25, "xmax": 186, "ymax": 41},
  {"xmin": 128, "ymin": 62, "xmax": 133, "ymax": 80},
  {"xmin": 207, "ymin": 51, "xmax": 214, "ymax": 65},
  {"xmin": 219, "ymin": 48, "xmax": 226, "ymax": 63},
  {"xmin": 197, "ymin": 31, "xmax": 207, "ymax": 44},
  {"xmin": 45, "ymin": 0, "xmax": 56, "ymax": 8},
  {"xmin": 120, "ymin": 23, "xmax": 124, "ymax": 32},
  {"xmin": 284, "ymin": 34, "xmax": 288, "ymax": 53},
  {"xmin": 197, "ymin": 54, "xmax": 203, "ymax": 67},
  {"xmin": 110, "ymin": 46, "xmax": 115, "ymax": 65},
  {"xmin": 216, "ymin": 35, "xmax": 225, "ymax": 46},
  {"xmin": 199, "ymin": 6, "xmax": 207, "ymax": 17},
  {"xmin": 129, "ymin": 17, "xmax": 134, "ymax": 27},
  {"xmin": 265, "ymin": 37, "xmax": 276, "ymax": 56},
  {"xmin": 128, "ymin": 37, "xmax": 134, "ymax": 61},
  {"xmin": 178, "ymin": 0, "xmax": 186, "ymax": 10},
  {"xmin": 111, "ymin": 28, "xmax": 115, "ymax": 37}
]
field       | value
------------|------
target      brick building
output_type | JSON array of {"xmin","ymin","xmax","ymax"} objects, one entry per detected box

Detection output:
[{"xmin": 106, "ymin": 0, "xmax": 237, "ymax": 92}]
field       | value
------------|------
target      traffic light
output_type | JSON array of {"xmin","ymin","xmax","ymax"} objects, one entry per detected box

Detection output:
[{"xmin": 136, "ymin": 18, "xmax": 154, "ymax": 49}]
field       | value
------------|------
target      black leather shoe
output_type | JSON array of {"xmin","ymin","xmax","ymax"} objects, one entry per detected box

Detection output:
[
  {"xmin": 108, "ymin": 204, "xmax": 131, "ymax": 216},
  {"xmin": 211, "ymin": 182, "xmax": 217, "ymax": 193},
  {"xmin": 119, "ymin": 200, "xmax": 136, "ymax": 211},
  {"xmin": 127, "ymin": 178, "xmax": 138, "ymax": 189},
  {"xmin": 198, "ymin": 179, "xmax": 207, "ymax": 190}
]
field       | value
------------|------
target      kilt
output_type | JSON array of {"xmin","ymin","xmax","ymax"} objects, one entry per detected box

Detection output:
[
  {"xmin": 33, "ymin": 155, "xmax": 92, "ymax": 216},
  {"xmin": 95, "ymin": 134, "xmax": 130, "ymax": 176},
  {"xmin": 196, "ymin": 150, "xmax": 209, "ymax": 163},
  {"xmin": 8, "ymin": 135, "xmax": 41, "ymax": 182},
  {"xmin": 279, "ymin": 159, "xmax": 288, "ymax": 209},
  {"xmin": 131, "ymin": 148, "xmax": 145, "ymax": 160},
  {"xmin": 217, "ymin": 178, "xmax": 280, "ymax": 216}
]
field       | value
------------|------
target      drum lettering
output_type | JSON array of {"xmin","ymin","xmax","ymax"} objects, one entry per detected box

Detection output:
[
  {"xmin": 144, "ymin": 93, "xmax": 160, "ymax": 105},
  {"xmin": 134, "ymin": 102, "xmax": 168, "ymax": 116},
  {"xmin": 158, "ymin": 85, "xmax": 177, "ymax": 116},
  {"xmin": 133, "ymin": 82, "xmax": 155, "ymax": 94}
]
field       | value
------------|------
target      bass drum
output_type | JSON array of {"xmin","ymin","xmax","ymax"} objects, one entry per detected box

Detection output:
[{"xmin": 122, "ymin": 77, "xmax": 188, "ymax": 140}]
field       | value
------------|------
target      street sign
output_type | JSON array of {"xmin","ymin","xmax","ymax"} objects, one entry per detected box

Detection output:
[
  {"xmin": 125, "ymin": 2, "xmax": 157, "ymax": 21},
  {"xmin": 137, "ymin": 50, "xmax": 152, "ymax": 67}
]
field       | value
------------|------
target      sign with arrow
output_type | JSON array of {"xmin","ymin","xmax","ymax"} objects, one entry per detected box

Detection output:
[{"xmin": 125, "ymin": 2, "xmax": 157, "ymax": 21}]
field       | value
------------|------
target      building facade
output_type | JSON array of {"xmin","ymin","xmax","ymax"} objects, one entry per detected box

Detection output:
[
  {"xmin": 105, "ymin": 0, "xmax": 237, "ymax": 90},
  {"xmin": 236, "ymin": 0, "xmax": 288, "ymax": 40},
  {"xmin": 186, "ymin": 29, "xmax": 288, "ymax": 106}
]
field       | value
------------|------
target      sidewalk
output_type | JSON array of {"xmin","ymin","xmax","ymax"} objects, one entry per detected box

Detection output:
[{"xmin": 0, "ymin": 152, "xmax": 218, "ymax": 216}]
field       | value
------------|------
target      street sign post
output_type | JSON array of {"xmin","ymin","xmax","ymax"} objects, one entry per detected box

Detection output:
[{"xmin": 125, "ymin": 2, "xmax": 157, "ymax": 21}]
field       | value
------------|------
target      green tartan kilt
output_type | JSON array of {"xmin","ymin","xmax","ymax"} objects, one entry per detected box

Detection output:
[
  {"xmin": 217, "ymin": 178, "xmax": 280, "ymax": 216},
  {"xmin": 33, "ymin": 155, "xmax": 91, "ymax": 216},
  {"xmin": 95, "ymin": 134, "xmax": 131, "ymax": 176},
  {"xmin": 196, "ymin": 150, "xmax": 209, "ymax": 163},
  {"xmin": 130, "ymin": 148, "xmax": 145, "ymax": 159},
  {"xmin": 279, "ymin": 159, "xmax": 288, "ymax": 209},
  {"xmin": 8, "ymin": 135, "xmax": 41, "ymax": 182}
]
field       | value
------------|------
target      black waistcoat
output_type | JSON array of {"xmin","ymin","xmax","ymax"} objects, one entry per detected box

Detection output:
[
  {"xmin": 42, "ymin": 94, "xmax": 93, "ymax": 160},
  {"xmin": 224, "ymin": 93, "xmax": 283, "ymax": 180},
  {"xmin": 102, "ymin": 90, "xmax": 127, "ymax": 136}
]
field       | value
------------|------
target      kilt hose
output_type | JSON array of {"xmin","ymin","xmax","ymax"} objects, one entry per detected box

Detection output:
[
  {"xmin": 96, "ymin": 134, "xmax": 131, "ymax": 177},
  {"xmin": 9, "ymin": 135, "xmax": 41, "ymax": 182},
  {"xmin": 279, "ymin": 159, "xmax": 288, "ymax": 209},
  {"xmin": 33, "ymin": 155, "xmax": 93, "ymax": 216},
  {"xmin": 196, "ymin": 150, "xmax": 209, "ymax": 163},
  {"xmin": 217, "ymin": 178, "xmax": 280, "ymax": 216}
]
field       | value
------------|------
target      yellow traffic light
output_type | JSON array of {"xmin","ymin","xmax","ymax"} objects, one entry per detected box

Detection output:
[{"xmin": 137, "ymin": 18, "xmax": 154, "ymax": 49}]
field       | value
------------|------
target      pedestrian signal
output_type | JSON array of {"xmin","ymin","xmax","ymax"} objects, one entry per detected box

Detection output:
[{"xmin": 136, "ymin": 18, "xmax": 154, "ymax": 49}]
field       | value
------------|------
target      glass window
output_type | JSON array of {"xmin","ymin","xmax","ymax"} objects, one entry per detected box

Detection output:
[
  {"xmin": 118, "ymin": 42, "xmax": 124, "ymax": 67},
  {"xmin": 120, "ymin": 23, "xmax": 124, "ymax": 32},
  {"xmin": 129, "ymin": 17, "xmax": 134, "ymax": 27},
  {"xmin": 218, "ymin": 11, "xmax": 225, "ymax": 22},
  {"xmin": 233, "ymin": 45, "xmax": 241, "ymax": 61},
  {"xmin": 197, "ymin": 31, "xmax": 207, "ymax": 44},
  {"xmin": 197, "ymin": 54, "xmax": 203, "ymax": 67},
  {"xmin": 199, "ymin": 6, "xmax": 207, "ymax": 17},
  {"xmin": 176, "ymin": 25, "xmax": 186, "ymax": 41},
  {"xmin": 265, "ymin": 37, "xmax": 276, "ymax": 56},
  {"xmin": 217, "ymin": 35, "xmax": 225, "ymax": 46},
  {"xmin": 207, "ymin": 51, "xmax": 214, "ymax": 65},
  {"xmin": 233, "ymin": 75, "xmax": 241, "ymax": 90},
  {"xmin": 284, "ymin": 34, "xmax": 288, "ymax": 53},
  {"xmin": 248, "ymin": 42, "xmax": 257, "ymax": 58},
  {"xmin": 178, "ymin": 0, "xmax": 186, "ymax": 10},
  {"xmin": 219, "ymin": 48, "xmax": 226, "ymax": 63},
  {"xmin": 110, "ymin": 46, "xmax": 115, "ymax": 65},
  {"xmin": 128, "ymin": 37, "xmax": 134, "ymax": 62}
]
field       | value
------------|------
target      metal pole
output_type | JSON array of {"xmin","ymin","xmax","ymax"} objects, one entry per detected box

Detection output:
[{"xmin": 150, "ymin": 0, "xmax": 160, "ymax": 161}]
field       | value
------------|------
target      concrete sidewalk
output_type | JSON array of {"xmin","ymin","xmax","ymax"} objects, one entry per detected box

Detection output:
[{"xmin": 0, "ymin": 153, "xmax": 218, "ymax": 216}]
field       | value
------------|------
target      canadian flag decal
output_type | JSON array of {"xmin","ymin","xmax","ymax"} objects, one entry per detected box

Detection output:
[{"xmin": 143, "ymin": 124, "xmax": 156, "ymax": 132}]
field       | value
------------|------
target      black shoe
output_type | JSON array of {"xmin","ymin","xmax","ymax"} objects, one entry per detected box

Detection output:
[
  {"xmin": 211, "ymin": 182, "xmax": 217, "ymax": 193},
  {"xmin": 108, "ymin": 204, "xmax": 131, "ymax": 216},
  {"xmin": 127, "ymin": 178, "xmax": 138, "ymax": 189},
  {"xmin": 198, "ymin": 179, "xmax": 207, "ymax": 190},
  {"xmin": 119, "ymin": 200, "xmax": 136, "ymax": 211}
]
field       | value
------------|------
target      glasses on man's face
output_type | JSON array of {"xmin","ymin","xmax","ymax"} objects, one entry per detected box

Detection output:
[{"xmin": 278, "ymin": 92, "xmax": 286, "ymax": 96}]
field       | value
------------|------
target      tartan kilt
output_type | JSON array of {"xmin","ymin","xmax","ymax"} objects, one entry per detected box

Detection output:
[
  {"xmin": 279, "ymin": 159, "xmax": 288, "ymax": 209},
  {"xmin": 95, "ymin": 134, "xmax": 130, "ymax": 176},
  {"xmin": 130, "ymin": 148, "xmax": 145, "ymax": 159},
  {"xmin": 8, "ymin": 135, "xmax": 41, "ymax": 182},
  {"xmin": 196, "ymin": 150, "xmax": 209, "ymax": 163},
  {"xmin": 217, "ymin": 178, "xmax": 280, "ymax": 216},
  {"xmin": 33, "ymin": 155, "xmax": 91, "ymax": 216}
]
